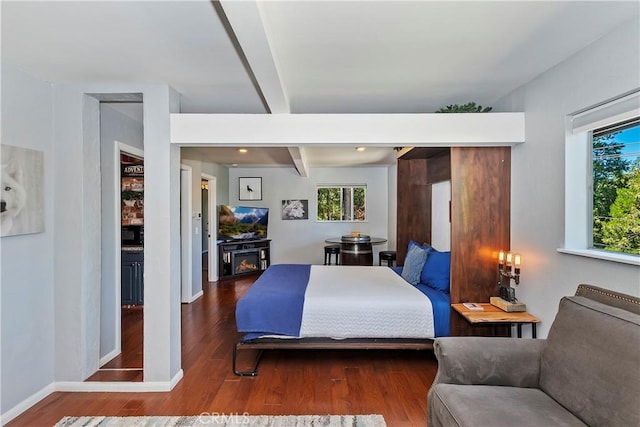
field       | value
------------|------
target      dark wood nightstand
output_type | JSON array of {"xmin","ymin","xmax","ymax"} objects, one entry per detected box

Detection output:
[{"xmin": 452, "ymin": 303, "xmax": 541, "ymax": 338}]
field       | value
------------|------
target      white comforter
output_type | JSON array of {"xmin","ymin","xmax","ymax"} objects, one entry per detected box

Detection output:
[{"xmin": 299, "ymin": 265, "xmax": 435, "ymax": 339}]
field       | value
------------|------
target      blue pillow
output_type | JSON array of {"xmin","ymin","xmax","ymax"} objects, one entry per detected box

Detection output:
[
  {"xmin": 401, "ymin": 242, "xmax": 430, "ymax": 285},
  {"xmin": 421, "ymin": 250, "xmax": 451, "ymax": 293},
  {"xmin": 408, "ymin": 240, "xmax": 432, "ymax": 252}
]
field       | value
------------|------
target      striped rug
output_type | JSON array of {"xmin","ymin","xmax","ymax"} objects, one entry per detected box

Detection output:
[{"xmin": 55, "ymin": 414, "xmax": 386, "ymax": 426}]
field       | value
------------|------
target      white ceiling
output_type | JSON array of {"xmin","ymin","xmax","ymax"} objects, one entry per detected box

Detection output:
[{"xmin": 3, "ymin": 0, "xmax": 638, "ymax": 167}]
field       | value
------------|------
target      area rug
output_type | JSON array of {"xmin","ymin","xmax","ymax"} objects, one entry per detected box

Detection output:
[{"xmin": 55, "ymin": 414, "xmax": 386, "ymax": 427}]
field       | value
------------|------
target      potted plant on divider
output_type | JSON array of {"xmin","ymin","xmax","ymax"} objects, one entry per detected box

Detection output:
[{"xmin": 435, "ymin": 102, "xmax": 492, "ymax": 113}]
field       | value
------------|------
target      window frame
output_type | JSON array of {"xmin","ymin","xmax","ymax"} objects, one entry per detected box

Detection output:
[
  {"xmin": 561, "ymin": 89, "xmax": 640, "ymax": 266},
  {"xmin": 316, "ymin": 184, "xmax": 367, "ymax": 222}
]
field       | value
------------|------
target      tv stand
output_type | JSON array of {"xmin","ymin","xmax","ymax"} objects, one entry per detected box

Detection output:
[{"xmin": 218, "ymin": 239, "xmax": 270, "ymax": 279}]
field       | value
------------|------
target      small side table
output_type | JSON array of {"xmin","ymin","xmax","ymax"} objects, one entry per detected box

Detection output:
[{"xmin": 452, "ymin": 303, "xmax": 541, "ymax": 338}]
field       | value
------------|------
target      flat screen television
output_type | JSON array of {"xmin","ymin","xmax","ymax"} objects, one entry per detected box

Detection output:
[{"xmin": 218, "ymin": 205, "xmax": 269, "ymax": 241}]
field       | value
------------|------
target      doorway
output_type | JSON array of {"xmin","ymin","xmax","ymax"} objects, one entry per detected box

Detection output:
[
  {"xmin": 96, "ymin": 99, "xmax": 144, "ymax": 381},
  {"xmin": 179, "ymin": 170, "xmax": 217, "ymax": 303},
  {"xmin": 202, "ymin": 179, "xmax": 209, "ymax": 274},
  {"xmin": 202, "ymin": 174, "xmax": 217, "ymax": 282}
]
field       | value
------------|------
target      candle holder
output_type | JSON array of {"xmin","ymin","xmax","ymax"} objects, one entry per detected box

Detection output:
[{"xmin": 495, "ymin": 250, "xmax": 523, "ymax": 306}]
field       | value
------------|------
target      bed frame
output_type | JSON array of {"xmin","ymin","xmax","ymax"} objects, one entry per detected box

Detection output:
[{"xmin": 233, "ymin": 337, "xmax": 434, "ymax": 376}]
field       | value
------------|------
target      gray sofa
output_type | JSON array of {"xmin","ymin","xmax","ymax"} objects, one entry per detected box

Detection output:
[{"xmin": 427, "ymin": 284, "xmax": 640, "ymax": 426}]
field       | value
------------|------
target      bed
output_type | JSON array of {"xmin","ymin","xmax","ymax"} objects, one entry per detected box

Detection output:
[{"xmin": 233, "ymin": 262, "xmax": 450, "ymax": 375}]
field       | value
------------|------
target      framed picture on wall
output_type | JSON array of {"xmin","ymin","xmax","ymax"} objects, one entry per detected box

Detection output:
[
  {"xmin": 239, "ymin": 177, "xmax": 262, "ymax": 201},
  {"xmin": 1, "ymin": 144, "xmax": 45, "ymax": 237},
  {"xmin": 282, "ymin": 199, "xmax": 309, "ymax": 220}
]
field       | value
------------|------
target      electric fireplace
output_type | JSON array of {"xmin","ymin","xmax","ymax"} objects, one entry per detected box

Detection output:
[{"xmin": 232, "ymin": 249, "xmax": 260, "ymax": 274}]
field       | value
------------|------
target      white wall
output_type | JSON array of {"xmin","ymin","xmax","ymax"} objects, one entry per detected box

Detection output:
[
  {"xmin": 0, "ymin": 64, "xmax": 55, "ymax": 416},
  {"xmin": 50, "ymin": 86, "xmax": 105, "ymax": 382},
  {"xmin": 140, "ymin": 85, "xmax": 182, "ymax": 383},
  {"xmin": 431, "ymin": 180, "xmax": 451, "ymax": 251},
  {"xmin": 495, "ymin": 18, "xmax": 640, "ymax": 337},
  {"xmin": 0, "ymin": 78, "xmax": 182, "ymax": 421},
  {"xmin": 228, "ymin": 166, "xmax": 390, "ymax": 265},
  {"xmin": 99, "ymin": 103, "xmax": 144, "ymax": 362},
  {"xmin": 387, "ymin": 163, "xmax": 398, "ymax": 251},
  {"xmin": 202, "ymin": 162, "xmax": 229, "ymax": 206}
]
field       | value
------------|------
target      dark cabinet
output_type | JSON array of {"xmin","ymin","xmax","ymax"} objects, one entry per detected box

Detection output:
[{"xmin": 122, "ymin": 250, "xmax": 144, "ymax": 305}]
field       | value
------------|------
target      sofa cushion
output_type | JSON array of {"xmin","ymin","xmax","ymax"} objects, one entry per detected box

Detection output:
[
  {"xmin": 575, "ymin": 284, "xmax": 640, "ymax": 314},
  {"xmin": 540, "ymin": 296, "xmax": 640, "ymax": 427},
  {"xmin": 432, "ymin": 337, "xmax": 544, "ymax": 388},
  {"xmin": 429, "ymin": 384, "xmax": 587, "ymax": 427}
]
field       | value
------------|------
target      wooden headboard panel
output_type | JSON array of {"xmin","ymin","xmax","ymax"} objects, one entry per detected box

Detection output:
[{"xmin": 397, "ymin": 146, "xmax": 511, "ymax": 336}]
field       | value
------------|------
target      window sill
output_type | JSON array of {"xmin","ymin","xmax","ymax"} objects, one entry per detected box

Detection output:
[{"xmin": 557, "ymin": 248, "xmax": 640, "ymax": 266}]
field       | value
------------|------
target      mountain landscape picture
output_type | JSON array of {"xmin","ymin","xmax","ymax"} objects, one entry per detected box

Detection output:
[{"xmin": 218, "ymin": 205, "xmax": 269, "ymax": 240}]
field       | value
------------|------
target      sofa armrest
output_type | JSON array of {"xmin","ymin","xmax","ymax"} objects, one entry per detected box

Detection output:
[{"xmin": 432, "ymin": 336, "xmax": 545, "ymax": 388}]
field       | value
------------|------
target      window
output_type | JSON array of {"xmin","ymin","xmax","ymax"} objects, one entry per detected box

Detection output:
[
  {"xmin": 592, "ymin": 119, "xmax": 640, "ymax": 255},
  {"xmin": 317, "ymin": 185, "xmax": 366, "ymax": 221},
  {"xmin": 563, "ymin": 89, "xmax": 640, "ymax": 265}
]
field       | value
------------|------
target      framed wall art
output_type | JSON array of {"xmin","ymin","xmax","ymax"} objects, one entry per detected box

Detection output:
[
  {"xmin": 282, "ymin": 199, "xmax": 309, "ymax": 220},
  {"xmin": 1, "ymin": 144, "xmax": 45, "ymax": 237},
  {"xmin": 239, "ymin": 177, "xmax": 262, "ymax": 201}
]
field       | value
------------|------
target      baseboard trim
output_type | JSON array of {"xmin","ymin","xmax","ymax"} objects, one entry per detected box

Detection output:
[
  {"xmin": 188, "ymin": 290, "xmax": 203, "ymax": 303},
  {"xmin": 1, "ymin": 383, "xmax": 55, "ymax": 426},
  {"xmin": 99, "ymin": 347, "xmax": 121, "ymax": 367},
  {"xmin": 170, "ymin": 369, "xmax": 184, "ymax": 389},
  {"xmin": 55, "ymin": 379, "xmax": 174, "ymax": 392},
  {"xmin": 182, "ymin": 290, "xmax": 203, "ymax": 304},
  {"xmin": 1, "ymin": 370, "xmax": 184, "ymax": 425}
]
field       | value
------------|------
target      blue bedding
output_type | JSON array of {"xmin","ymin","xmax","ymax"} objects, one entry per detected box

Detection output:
[
  {"xmin": 236, "ymin": 264, "xmax": 310, "ymax": 338},
  {"xmin": 236, "ymin": 264, "xmax": 451, "ymax": 340},
  {"xmin": 415, "ymin": 283, "xmax": 450, "ymax": 337}
]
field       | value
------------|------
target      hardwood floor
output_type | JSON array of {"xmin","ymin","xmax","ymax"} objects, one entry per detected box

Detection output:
[
  {"xmin": 86, "ymin": 306, "xmax": 144, "ymax": 382},
  {"xmin": 8, "ymin": 274, "xmax": 438, "ymax": 427}
]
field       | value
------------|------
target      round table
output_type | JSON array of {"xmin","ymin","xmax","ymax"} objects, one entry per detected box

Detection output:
[{"xmin": 325, "ymin": 235, "xmax": 387, "ymax": 266}]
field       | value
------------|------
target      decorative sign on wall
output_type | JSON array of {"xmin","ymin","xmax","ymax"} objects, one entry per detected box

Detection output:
[
  {"xmin": 281, "ymin": 199, "xmax": 309, "ymax": 220},
  {"xmin": 1, "ymin": 144, "xmax": 45, "ymax": 237},
  {"xmin": 122, "ymin": 163, "xmax": 144, "ymax": 225}
]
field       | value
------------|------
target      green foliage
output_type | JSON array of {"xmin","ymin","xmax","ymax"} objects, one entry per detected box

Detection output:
[
  {"xmin": 317, "ymin": 188, "xmax": 342, "ymax": 221},
  {"xmin": 317, "ymin": 187, "xmax": 366, "ymax": 221},
  {"xmin": 600, "ymin": 167, "xmax": 640, "ymax": 254},
  {"xmin": 592, "ymin": 131, "xmax": 639, "ymax": 254},
  {"xmin": 435, "ymin": 102, "xmax": 492, "ymax": 113},
  {"xmin": 593, "ymin": 134, "xmax": 629, "ymax": 220},
  {"xmin": 353, "ymin": 187, "xmax": 366, "ymax": 221},
  {"xmin": 218, "ymin": 222, "xmax": 267, "ymax": 238}
]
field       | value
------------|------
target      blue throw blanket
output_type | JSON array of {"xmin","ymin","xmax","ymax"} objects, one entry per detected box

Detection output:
[{"xmin": 236, "ymin": 264, "xmax": 310, "ymax": 339}]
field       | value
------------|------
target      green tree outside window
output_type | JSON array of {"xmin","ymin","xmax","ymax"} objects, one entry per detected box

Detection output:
[
  {"xmin": 317, "ymin": 186, "xmax": 366, "ymax": 222},
  {"xmin": 592, "ymin": 122, "xmax": 640, "ymax": 255}
]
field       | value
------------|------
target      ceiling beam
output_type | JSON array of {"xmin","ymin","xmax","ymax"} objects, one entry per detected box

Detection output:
[
  {"xmin": 287, "ymin": 147, "xmax": 310, "ymax": 178},
  {"xmin": 171, "ymin": 113, "xmax": 525, "ymax": 146},
  {"xmin": 219, "ymin": 0, "xmax": 289, "ymax": 114}
]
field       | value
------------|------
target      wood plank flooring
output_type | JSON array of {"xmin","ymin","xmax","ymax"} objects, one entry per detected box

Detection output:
[
  {"xmin": 8, "ymin": 274, "xmax": 438, "ymax": 427},
  {"xmin": 86, "ymin": 306, "xmax": 144, "ymax": 382}
]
